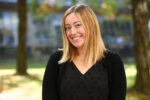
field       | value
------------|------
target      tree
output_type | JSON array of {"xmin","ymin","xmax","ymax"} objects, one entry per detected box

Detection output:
[
  {"xmin": 131, "ymin": 0, "xmax": 150, "ymax": 94},
  {"xmin": 16, "ymin": 0, "xmax": 28, "ymax": 75}
]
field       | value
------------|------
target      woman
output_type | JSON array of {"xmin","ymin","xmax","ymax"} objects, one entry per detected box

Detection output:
[{"xmin": 42, "ymin": 4, "xmax": 126, "ymax": 100}]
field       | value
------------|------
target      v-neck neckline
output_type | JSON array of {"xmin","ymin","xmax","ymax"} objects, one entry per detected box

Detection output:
[{"xmin": 71, "ymin": 61, "xmax": 97, "ymax": 77}]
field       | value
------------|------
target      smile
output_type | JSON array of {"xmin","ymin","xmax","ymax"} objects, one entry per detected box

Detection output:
[{"xmin": 72, "ymin": 36, "xmax": 81, "ymax": 41}]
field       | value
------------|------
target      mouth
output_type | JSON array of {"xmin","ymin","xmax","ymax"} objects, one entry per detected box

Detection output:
[{"xmin": 72, "ymin": 36, "xmax": 81, "ymax": 41}]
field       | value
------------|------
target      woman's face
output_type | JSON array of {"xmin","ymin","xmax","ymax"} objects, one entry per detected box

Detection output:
[{"xmin": 65, "ymin": 13, "xmax": 86, "ymax": 50}]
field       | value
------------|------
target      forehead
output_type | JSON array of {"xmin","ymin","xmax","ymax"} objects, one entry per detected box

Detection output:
[{"xmin": 65, "ymin": 13, "xmax": 81, "ymax": 25}]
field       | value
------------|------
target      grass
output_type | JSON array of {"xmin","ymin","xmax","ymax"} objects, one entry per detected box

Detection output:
[
  {"xmin": 124, "ymin": 62, "xmax": 150, "ymax": 100},
  {"xmin": 125, "ymin": 62, "xmax": 137, "ymax": 89},
  {"xmin": 0, "ymin": 68, "xmax": 45, "ymax": 100},
  {"xmin": 0, "ymin": 60, "xmax": 46, "ymax": 100},
  {"xmin": 0, "ymin": 60, "xmax": 150, "ymax": 100}
]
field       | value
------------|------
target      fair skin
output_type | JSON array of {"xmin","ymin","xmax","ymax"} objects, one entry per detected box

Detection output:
[{"xmin": 65, "ymin": 13, "xmax": 94, "ymax": 74}]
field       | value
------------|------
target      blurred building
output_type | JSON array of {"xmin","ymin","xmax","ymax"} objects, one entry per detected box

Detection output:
[{"xmin": 0, "ymin": 0, "xmax": 138, "ymax": 60}]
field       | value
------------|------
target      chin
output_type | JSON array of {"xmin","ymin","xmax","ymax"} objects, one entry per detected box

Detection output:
[{"xmin": 73, "ymin": 44, "xmax": 84, "ymax": 48}]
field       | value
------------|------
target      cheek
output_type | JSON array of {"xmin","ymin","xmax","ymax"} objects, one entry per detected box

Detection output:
[
  {"xmin": 66, "ymin": 34, "xmax": 71, "ymax": 41},
  {"xmin": 82, "ymin": 31, "xmax": 86, "ymax": 38},
  {"xmin": 80, "ymin": 28, "xmax": 86, "ymax": 36}
]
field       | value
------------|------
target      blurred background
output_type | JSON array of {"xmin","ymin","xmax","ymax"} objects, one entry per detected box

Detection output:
[{"xmin": 0, "ymin": 0, "xmax": 150, "ymax": 100}]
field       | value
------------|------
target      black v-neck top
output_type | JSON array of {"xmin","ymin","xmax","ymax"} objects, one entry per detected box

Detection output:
[
  {"xmin": 59, "ymin": 61, "xmax": 109, "ymax": 100},
  {"xmin": 42, "ymin": 51, "xmax": 127, "ymax": 100}
]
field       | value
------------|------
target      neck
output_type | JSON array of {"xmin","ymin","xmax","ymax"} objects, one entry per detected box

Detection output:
[
  {"xmin": 77, "ymin": 47, "xmax": 83, "ymax": 55},
  {"xmin": 76, "ymin": 47, "xmax": 86, "ymax": 60}
]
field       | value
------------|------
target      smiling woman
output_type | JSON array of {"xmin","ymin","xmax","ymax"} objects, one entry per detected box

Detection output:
[
  {"xmin": 42, "ymin": 4, "xmax": 126, "ymax": 100},
  {"xmin": 65, "ymin": 13, "xmax": 85, "ymax": 52}
]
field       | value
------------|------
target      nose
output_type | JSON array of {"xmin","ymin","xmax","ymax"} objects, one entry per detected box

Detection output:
[{"xmin": 71, "ymin": 27, "xmax": 77, "ymax": 35}]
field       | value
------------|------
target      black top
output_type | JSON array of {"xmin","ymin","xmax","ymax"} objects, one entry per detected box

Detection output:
[
  {"xmin": 59, "ymin": 61, "xmax": 109, "ymax": 100},
  {"xmin": 42, "ymin": 50, "xmax": 127, "ymax": 100}
]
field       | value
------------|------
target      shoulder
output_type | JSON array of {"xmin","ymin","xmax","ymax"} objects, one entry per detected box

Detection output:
[
  {"xmin": 50, "ymin": 50, "xmax": 63, "ymax": 59},
  {"xmin": 105, "ymin": 50, "xmax": 126, "ymax": 99},
  {"xmin": 47, "ymin": 50, "xmax": 63, "ymax": 64},
  {"xmin": 102, "ymin": 50, "xmax": 124, "ymax": 69},
  {"xmin": 104, "ymin": 50, "xmax": 122, "ymax": 61},
  {"xmin": 104, "ymin": 50, "xmax": 119, "ymax": 57},
  {"xmin": 103, "ymin": 50, "xmax": 125, "ymax": 79}
]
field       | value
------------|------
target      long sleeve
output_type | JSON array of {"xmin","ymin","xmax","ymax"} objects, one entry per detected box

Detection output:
[
  {"xmin": 42, "ymin": 52, "xmax": 61, "ymax": 100},
  {"xmin": 108, "ymin": 53, "xmax": 127, "ymax": 100}
]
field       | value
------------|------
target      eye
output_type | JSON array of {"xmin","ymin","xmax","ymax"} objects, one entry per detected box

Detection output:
[
  {"xmin": 65, "ymin": 26, "xmax": 71, "ymax": 31},
  {"xmin": 75, "ymin": 23, "xmax": 81, "ymax": 28}
]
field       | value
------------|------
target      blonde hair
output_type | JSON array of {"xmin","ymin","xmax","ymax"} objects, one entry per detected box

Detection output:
[{"xmin": 59, "ymin": 4, "xmax": 106, "ymax": 64}]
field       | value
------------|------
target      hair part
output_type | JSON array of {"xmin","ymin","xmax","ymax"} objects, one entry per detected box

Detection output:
[{"xmin": 59, "ymin": 4, "xmax": 107, "ymax": 64}]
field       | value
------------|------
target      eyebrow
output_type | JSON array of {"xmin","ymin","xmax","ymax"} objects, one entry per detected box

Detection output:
[{"xmin": 65, "ymin": 21, "xmax": 80, "ymax": 26}]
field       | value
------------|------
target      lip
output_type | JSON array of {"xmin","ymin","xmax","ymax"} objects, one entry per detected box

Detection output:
[{"xmin": 72, "ymin": 36, "xmax": 81, "ymax": 40}]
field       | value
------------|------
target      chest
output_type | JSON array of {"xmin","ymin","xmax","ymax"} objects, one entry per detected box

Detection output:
[
  {"xmin": 59, "ymin": 61, "xmax": 109, "ymax": 100},
  {"xmin": 72, "ymin": 60, "xmax": 94, "ymax": 75}
]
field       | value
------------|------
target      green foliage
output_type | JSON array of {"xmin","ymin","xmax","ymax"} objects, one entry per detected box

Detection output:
[
  {"xmin": 72, "ymin": 0, "xmax": 78, "ymax": 5},
  {"xmin": 84, "ymin": 0, "xmax": 118, "ymax": 20},
  {"xmin": 28, "ymin": 0, "xmax": 63, "ymax": 18},
  {"xmin": 117, "ymin": 14, "xmax": 132, "ymax": 23},
  {"xmin": 100, "ymin": 0, "xmax": 118, "ymax": 20},
  {"xmin": 28, "ymin": 0, "xmax": 38, "ymax": 16},
  {"xmin": 28, "ymin": 0, "xmax": 129, "ymax": 19},
  {"xmin": 85, "ymin": 0, "xmax": 100, "ymax": 10},
  {"xmin": 103, "ymin": 0, "xmax": 118, "ymax": 13},
  {"xmin": 119, "ymin": 0, "xmax": 130, "ymax": 9}
]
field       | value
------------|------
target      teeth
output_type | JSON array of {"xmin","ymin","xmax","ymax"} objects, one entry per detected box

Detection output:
[{"xmin": 72, "ymin": 37, "xmax": 80, "ymax": 40}]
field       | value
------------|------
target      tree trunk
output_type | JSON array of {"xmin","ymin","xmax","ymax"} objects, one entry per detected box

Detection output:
[
  {"xmin": 131, "ymin": 0, "xmax": 150, "ymax": 94},
  {"xmin": 16, "ymin": 0, "xmax": 28, "ymax": 75}
]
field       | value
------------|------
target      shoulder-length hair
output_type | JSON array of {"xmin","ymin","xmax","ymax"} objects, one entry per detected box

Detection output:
[{"xmin": 59, "ymin": 4, "xmax": 106, "ymax": 64}]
